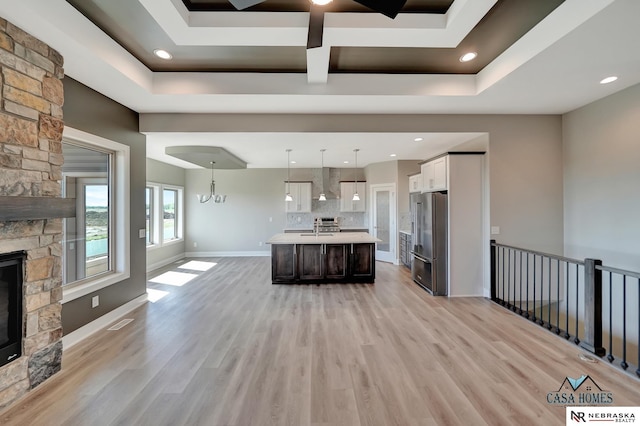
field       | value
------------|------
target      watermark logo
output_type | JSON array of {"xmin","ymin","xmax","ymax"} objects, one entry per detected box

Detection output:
[
  {"xmin": 566, "ymin": 406, "xmax": 638, "ymax": 424},
  {"xmin": 547, "ymin": 374, "xmax": 614, "ymax": 406}
]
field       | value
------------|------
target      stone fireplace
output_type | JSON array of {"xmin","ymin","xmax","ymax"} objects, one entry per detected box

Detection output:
[{"xmin": 0, "ymin": 18, "xmax": 65, "ymax": 409}]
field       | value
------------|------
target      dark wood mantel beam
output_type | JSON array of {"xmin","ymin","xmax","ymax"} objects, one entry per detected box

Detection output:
[{"xmin": 0, "ymin": 197, "xmax": 75, "ymax": 221}]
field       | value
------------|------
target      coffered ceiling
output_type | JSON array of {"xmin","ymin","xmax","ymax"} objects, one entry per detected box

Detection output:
[{"xmin": 1, "ymin": 0, "xmax": 639, "ymax": 168}]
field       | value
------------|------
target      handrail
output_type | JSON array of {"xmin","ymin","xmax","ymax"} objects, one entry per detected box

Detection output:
[
  {"xmin": 491, "ymin": 241, "xmax": 584, "ymax": 265},
  {"xmin": 596, "ymin": 264, "xmax": 640, "ymax": 280}
]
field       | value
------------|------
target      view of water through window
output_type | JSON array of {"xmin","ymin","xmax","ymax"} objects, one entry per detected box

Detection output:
[{"xmin": 85, "ymin": 185, "xmax": 109, "ymax": 259}]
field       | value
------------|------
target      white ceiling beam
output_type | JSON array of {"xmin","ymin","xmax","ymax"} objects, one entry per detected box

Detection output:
[
  {"xmin": 152, "ymin": 72, "xmax": 476, "ymax": 96},
  {"xmin": 306, "ymin": 46, "xmax": 331, "ymax": 84}
]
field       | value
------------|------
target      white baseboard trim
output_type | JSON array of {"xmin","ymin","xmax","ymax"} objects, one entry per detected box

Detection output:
[
  {"xmin": 447, "ymin": 294, "xmax": 485, "ymax": 298},
  {"xmin": 184, "ymin": 251, "xmax": 270, "ymax": 257},
  {"xmin": 147, "ymin": 253, "xmax": 186, "ymax": 272},
  {"xmin": 62, "ymin": 294, "xmax": 148, "ymax": 351}
]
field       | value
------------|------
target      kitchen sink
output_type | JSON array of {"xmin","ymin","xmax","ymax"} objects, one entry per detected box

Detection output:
[{"xmin": 299, "ymin": 233, "xmax": 333, "ymax": 236}]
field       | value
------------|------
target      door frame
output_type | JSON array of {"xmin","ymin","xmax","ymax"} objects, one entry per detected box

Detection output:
[{"xmin": 369, "ymin": 183, "xmax": 396, "ymax": 263}]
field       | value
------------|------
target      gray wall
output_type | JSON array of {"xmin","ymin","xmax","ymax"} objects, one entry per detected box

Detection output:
[
  {"xmin": 185, "ymin": 168, "xmax": 287, "ymax": 254},
  {"xmin": 563, "ymin": 82, "xmax": 640, "ymax": 269},
  {"xmin": 146, "ymin": 158, "xmax": 186, "ymax": 270},
  {"xmin": 62, "ymin": 77, "xmax": 147, "ymax": 334},
  {"xmin": 147, "ymin": 158, "xmax": 185, "ymax": 187}
]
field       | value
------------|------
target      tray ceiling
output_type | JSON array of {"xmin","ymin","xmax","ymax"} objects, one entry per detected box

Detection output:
[
  {"xmin": 66, "ymin": 0, "xmax": 563, "ymax": 74},
  {"xmin": 3, "ymin": 0, "xmax": 639, "ymax": 168}
]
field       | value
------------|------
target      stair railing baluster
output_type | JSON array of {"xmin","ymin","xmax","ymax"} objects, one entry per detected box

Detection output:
[
  {"xmin": 621, "ymin": 276, "xmax": 628, "ymax": 370},
  {"xmin": 525, "ymin": 252, "xmax": 530, "ymax": 319},
  {"xmin": 564, "ymin": 262, "xmax": 570, "ymax": 339},
  {"xmin": 501, "ymin": 246, "xmax": 505, "ymax": 306},
  {"xmin": 574, "ymin": 264, "xmax": 580, "ymax": 345},
  {"xmin": 519, "ymin": 251, "xmax": 523, "ymax": 314},
  {"xmin": 532, "ymin": 255, "xmax": 537, "ymax": 323},
  {"xmin": 636, "ymin": 277, "xmax": 640, "ymax": 377},
  {"xmin": 556, "ymin": 259, "xmax": 561, "ymax": 334},
  {"xmin": 547, "ymin": 257, "xmax": 552, "ymax": 329},
  {"xmin": 507, "ymin": 248, "xmax": 511, "ymax": 309},
  {"xmin": 539, "ymin": 257, "xmax": 545, "ymax": 326},
  {"xmin": 607, "ymin": 271, "xmax": 614, "ymax": 362}
]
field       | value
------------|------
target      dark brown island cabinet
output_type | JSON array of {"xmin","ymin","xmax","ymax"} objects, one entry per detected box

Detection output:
[{"xmin": 267, "ymin": 233, "xmax": 379, "ymax": 284}]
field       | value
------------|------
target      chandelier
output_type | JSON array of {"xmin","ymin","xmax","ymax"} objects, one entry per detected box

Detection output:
[{"xmin": 197, "ymin": 161, "xmax": 226, "ymax": 204}]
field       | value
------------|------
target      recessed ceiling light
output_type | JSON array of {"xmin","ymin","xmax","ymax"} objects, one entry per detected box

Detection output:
[
  {"xmin": 600, "ymin": 76, "xmax": 618, "ymax": 84},
  {"xmin": 310, "ymin": 0, "xmax": 333, "ymax": 5},
  {"xmin": 290, "ymin": 161, "xmax": 296, "ymax": 164},
  {"xmin": 414, "ymin": 137, "xmax": 423, "ymax": 142},
  {"xmin": 153, "ymin": 49, "xmax": 173, "ymax": 60},
  {"xmin": 343, "ymin": 161, "xmax": 349, "ymax": 164},
  {"xmin": 390, "ymin": 154, "xmax": 397, "ymax": 157},
  {"xmin": 459, "ymin": 52, "xmax": 477, "ymax": 62}
]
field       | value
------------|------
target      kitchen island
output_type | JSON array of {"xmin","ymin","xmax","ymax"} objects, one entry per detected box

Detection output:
[{"xmin": 267, "ymin": 232, "xmax": 380, "ymax": 284}]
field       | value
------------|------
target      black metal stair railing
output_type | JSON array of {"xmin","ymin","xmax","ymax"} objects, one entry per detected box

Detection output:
[
  {"xmin": 490, "ymin": 240, "xmax": 639, "ymax": 378},
  {"xmin": 597, "ymin": 264, "xmax": 640, "ymax": 376}
]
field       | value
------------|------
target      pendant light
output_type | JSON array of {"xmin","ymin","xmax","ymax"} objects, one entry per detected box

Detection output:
[
  {"xmin": 197, "ymin": 161, "xmax": 226, "ymax": 204},
  {"xmin": 318, "ymin": 148, "xmax": 327, "ymax": 201},
  {"xmin": 352, "ymin": 148, "xmax": 360, "ymax": 201},
  {"xmin": 285, "ymin": 149, "xmax": 293, "ymax": 201}
]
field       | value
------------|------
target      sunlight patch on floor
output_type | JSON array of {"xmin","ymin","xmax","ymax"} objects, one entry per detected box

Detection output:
[
  {"xmin": 147, "ymin": 288, "xmax": 170, "ymax": 303},
  {"xmin": 149, "ymin": 271, "xmax": 198, "ymax": 287},
  {"xmin": 178, "ymin": 260, "xmax": 217, "ymax": 271}
]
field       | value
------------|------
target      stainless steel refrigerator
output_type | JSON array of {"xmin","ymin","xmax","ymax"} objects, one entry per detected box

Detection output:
[{"xmin": 410, "ymin": 191, "xmax": 448, "ymax": 296}]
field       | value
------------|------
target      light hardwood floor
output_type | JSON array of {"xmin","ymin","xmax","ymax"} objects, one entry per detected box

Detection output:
[{"xmin": 2, "ymin": 257, "xmax": 639, "ymax": 425}]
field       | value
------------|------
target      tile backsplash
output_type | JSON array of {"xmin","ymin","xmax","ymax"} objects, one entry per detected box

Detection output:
[{"xmin": 285, "ymin": 199, "xmax": 367, "ymax": 228}]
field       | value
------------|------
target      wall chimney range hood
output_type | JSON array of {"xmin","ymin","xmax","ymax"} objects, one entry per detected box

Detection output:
[{"xmin": 313, "ymin": 167, "xmax": 340, "ymax": 200}]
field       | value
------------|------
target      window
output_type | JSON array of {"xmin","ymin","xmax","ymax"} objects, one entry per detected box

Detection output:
[
  {"xmin": 61, "ymin": 146, "xmax": 112, "ymax": 284},
  {"xmin": 60, "ymin": 127, "xmax": 130, "ymax": 304},
  {"xmin": 145, "ymin": 187, "xmax": 153, "ymax": 246},
  {"xmin": 163, "ymin": 188, "xmax": 178, "ymax": 241},
  {"xmin": 147, "ymin": 183, "xmax": 183, "ymax": 248}
]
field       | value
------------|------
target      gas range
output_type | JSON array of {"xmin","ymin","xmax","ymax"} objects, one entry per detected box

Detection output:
[{"xmin": 314, "ymin": 217, "xmax": 340, "ymax": 233}]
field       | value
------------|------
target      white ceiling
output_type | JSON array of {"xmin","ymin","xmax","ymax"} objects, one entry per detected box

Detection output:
[{"xmin": 2, "ymin": 0, "xmax": 639, "ymax": 168}]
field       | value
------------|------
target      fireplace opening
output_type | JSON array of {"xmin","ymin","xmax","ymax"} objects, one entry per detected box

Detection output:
[{"xmin": 0, "ymin": 251, "xmax": 25, "ymax": 369}]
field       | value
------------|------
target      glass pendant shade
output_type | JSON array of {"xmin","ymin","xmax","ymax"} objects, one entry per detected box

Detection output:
[
  {"xmin": 318, "ymin": 148, "xmax": 326, "ymax": 201},
  {"xmin": 285, "ymin": 149, "xmax": 292, "ymax": 201},
  {"xmin": 352, "ymin": 148, "xmax": 360, "ymax": 201}
]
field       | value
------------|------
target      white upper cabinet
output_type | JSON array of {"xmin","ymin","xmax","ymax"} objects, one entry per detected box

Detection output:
[
  {"xmin": 421, "ymin": 156, "xmax": 448, "ymax": 192},
  {"xmin": 285, "ymin": 182, "xmax": 312, "ymax": 212},
  {"xmin": 340, "ymin": 182, "xmax": 366, "ymax": 212},
  {"xmin": 409, "ymin": 174, "xmax": 422, "ymax": 193}
]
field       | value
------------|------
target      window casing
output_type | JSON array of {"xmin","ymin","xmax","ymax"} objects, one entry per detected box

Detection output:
[{"xmin": 60, "ymin": 127, "xmax": 130, "ymax": 304}]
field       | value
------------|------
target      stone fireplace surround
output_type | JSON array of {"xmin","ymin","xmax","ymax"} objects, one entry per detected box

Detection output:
[{"xmin": 0, "ymin": 18, "xmax": 65, "ymax": 409}]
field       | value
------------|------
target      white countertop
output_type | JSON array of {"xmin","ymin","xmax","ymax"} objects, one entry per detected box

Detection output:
[{"xmin": 267, "ymin": 232, "xmax": 381, "ymax": 244}]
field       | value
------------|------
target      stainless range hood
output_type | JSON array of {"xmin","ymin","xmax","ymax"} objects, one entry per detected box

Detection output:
[{"xmin": 312, "ymin": 167, "xmax": 340, "ymax": 200}]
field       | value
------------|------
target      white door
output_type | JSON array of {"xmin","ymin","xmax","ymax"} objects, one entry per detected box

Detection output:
[{"xmin": 370, "ymin": 184, "xmax": 396, "ymax": 263}]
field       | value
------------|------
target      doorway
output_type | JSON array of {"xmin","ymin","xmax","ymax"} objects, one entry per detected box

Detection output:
[{"xmin": 370, "ymin": 183, "xmax": 396, "ymax": 263}]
